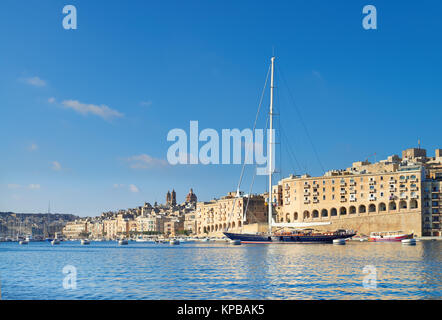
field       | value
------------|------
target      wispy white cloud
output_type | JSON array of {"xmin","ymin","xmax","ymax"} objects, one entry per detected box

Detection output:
[
  {"xmin": 140, "ymin": 100, "xmax": 152, "ymax": 107},
  {"xmin": 126, "ymin": 154, "xmax": 168, "ymax": 169},
  {"xmin": 312, "ymin": 70, "xmax": 323, "ymax": 80},
  {"xmin": 28, "ymin": 184, "xmax": 40, "ymax": 190},
  {"xmin": 52, "ymin": 161, "xmax": 62, "ymax": 171},
  {"xmin": 7, "ymin": 184, "xmax": 21, "ymax": 189},
  {"xmin": 61, "ymin": 99, "xmax": 124, "ymax": 121},
  {"xmin": 20, "ymin": 76, "xmax": 47, "ymax": 87},
  {"xmin": 113, "ymin": 183, "xmax": 125, "ymax": 189},
  {"xmin": 29, "ymin": 143, "xmax": 39, "ymax": 151},
  {"xmin": 129, "ymin": 184, "xmax": 139, "ymax": 193},
  {"xmin": 48, "ymin": 97, "xmax": 56, "ymax": 104}
]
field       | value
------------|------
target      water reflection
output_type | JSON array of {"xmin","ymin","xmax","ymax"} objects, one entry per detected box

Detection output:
[{"xmin": 0, "ymin": 241, "xmax": 440, "ymax": 299}]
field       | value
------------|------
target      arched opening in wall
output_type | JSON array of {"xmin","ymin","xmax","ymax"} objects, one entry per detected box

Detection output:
[
  {"xmin": 303, "ymin": 211, "xmax": 310, "ymax": 219},
  {"xmin": 340, "ymin": 207, "xmax": 347, "ymax": 215},
  {"xmin": 294, "ymin": 212, "xmax": 298, "ymax": 220},
  {"xmin": 280, "ymin": 217, "xmax": 284, "ymax": 222},
  {"xmin": 379, "ymin": 203, "xmax": 386, "ymax": 212},
  {"xmin": 321, "ymin": 209, "xmax": 328, "ymax": 217},
  {"xmin": 223, "ymin": 223, "xmax": 226, "ymax": 229},
  {"xmin": 349, "ymin": 206, "xmax": 356, "ymax": 214},
  {"xmin": 358, "ymin": 205, "xmax": 366, "ymax": 213},
  {"xmin": 369, "ymin": 204, "xmax": 376, "ymax": 213},
  {"xmin": 312, "ymin": 210, "xmax": 319, "ymax": 218},
  {"xmin": 215, "ymin": 225, "xmax": 218, "ymax": 231},
  {"xmin": 228, "ymin": 222, "xmax": 231, "ymax": 229},
  {"xmin": 389, "ymin": 201, "xmax": 397, "ymax": 211},
  {"xmin": 399, "ymin": 200, "xmax": 407, "ymax": 210},
  {"xmin": 410, "ymin": 200, "xmax": 418, "ymax": 209},
  {"xmin": 286, "ymin": 213, "xmax": 290, "ymax": 223},
  {"xmin": 331, "ymin": 208, "xmax": 337, "ymax": 216},
  {"xmin": 238, "ymin": 221, "xmax": 242, "ymax": 227},
  {"xmin": 219, "ymin": 224, "xmax": 223, "ymax": 231},
  {"xmin": 232, "ymin": 222, "xmax": 236, "ymax": 228},
  {"xmin": 203, "ymin": 226, "xmax": 207, "ymax": 233}
]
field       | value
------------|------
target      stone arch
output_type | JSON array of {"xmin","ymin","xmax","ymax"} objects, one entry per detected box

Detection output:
[
  {"xmin": 399, "ymin": 200, "xmax": 407, "ymax": 209},
  {"xmin": 223, "ymin": 223, "xmax": 227, "ymax": 229},
  {"xmin": 303, "ymin": 211, "xmax": 310, "ymax": 220},
  {"xmin": 294, "ymin": 212, "xmax": 298, "ymax": 220},
  {"xmin": 285, "ymin": 213, "xmax": 290, "ymax": 223},
  {"xmin": 379, "ymin": 202, "xmax": 386, "ymax": 212},
  {"xmin": 369, "ymin": 204, "xmax": 376, "ymax": 213},
  {"xmin": 340, "ymin": 207, "xmax": 347, "ymax": 215},
  {"xmin": 312, "ymin": 210, "xmax": 319, "ymax": 218},
  {"xmin": 232, "ymin": 221, "xmax": 236, "ymax": 228},
  {"xmin": 238, "ymin": 221, "xmax": 242, "ymax": 227},
  {"xmin": 359, "ymin": 205, "xmax": 366, "ymax": 213},
  {"xmin": 410, "ymin": 199, "xmax": 418, "ymax": 209},
  {"xmin": 389, "ymin": 201, "xmax": 397, "ymax": 211},
  {"xmin": 321, "ymin": 209, "xmax": 328, "ymax": 217},
  {"xmin": 349, "ymin": 206, "xmax": 356, "ymax": 214},
  {"xmin": 330, "ymin": 208, "xmax": 337, "ymax": 216}
]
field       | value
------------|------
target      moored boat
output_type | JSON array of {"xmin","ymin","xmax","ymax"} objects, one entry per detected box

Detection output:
[
  {"xmin": 368, "ymin": 231, "xmax": 413, "ymax": 242},
  {"xmin": 224, "ymin": 229, "xmax": 356, "ymax": 244},
  {"xmin": 118, "ymin": 239, "xmax": 128, "ymax": 245}
]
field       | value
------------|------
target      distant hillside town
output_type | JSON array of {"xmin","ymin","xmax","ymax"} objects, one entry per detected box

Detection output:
[{"xmin": 0, "ymin": 212, "xmax": 79, "ymax": 240}]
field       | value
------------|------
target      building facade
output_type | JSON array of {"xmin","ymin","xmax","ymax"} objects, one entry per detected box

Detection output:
[
  {"xmin": 195, "ymin": 192, "xmax": 267, "ymax": 237},
  {"xmin": 275, "ymin": 148, "xmax": 442, "ymax": 237}
]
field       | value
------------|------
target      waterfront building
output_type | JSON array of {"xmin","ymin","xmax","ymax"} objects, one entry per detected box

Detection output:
[
  {"xmin": 275, "ymin": 147, "xmax": 442, "ymax": 237},
  {"xmin": 164, "ymin": 217, "xmax": 184, "ymax": 236},
  {"xmin": 195, "ymin": 192, "xmax": 267, "ymax": 237},
  {"xmin": 184, "ymin": 212, "xmax": 196, "ymax": 234},
  {"xmin": 63, "ymin": 220, "xmax": 88, "ymax": 239}
]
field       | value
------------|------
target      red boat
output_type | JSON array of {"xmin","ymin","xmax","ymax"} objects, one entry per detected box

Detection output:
[{"xmin": 368, "ymin": 231, "xmax": 413, "ymax": 242}]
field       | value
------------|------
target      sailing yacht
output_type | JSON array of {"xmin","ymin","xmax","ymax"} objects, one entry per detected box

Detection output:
[{"xmin": 223, "ymin": 57, "xmax": 356, "ymax": 244}]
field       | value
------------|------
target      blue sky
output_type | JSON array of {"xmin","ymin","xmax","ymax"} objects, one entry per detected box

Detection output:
[{"xmin": 1, "ymin": 0, "xmax": 441, "ymax": 216}]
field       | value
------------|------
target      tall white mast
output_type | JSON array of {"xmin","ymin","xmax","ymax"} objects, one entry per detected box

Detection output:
[{"xmin": 268, "ymin": 56, "xmax": 275, "ymax": 234}]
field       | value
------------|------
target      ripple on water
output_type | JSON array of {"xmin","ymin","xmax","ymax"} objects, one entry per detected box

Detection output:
[{"xmin": 0, "ymin": 241, "xmax": 441, "ymax": 299}]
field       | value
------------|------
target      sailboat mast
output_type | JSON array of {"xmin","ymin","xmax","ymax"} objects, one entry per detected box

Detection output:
[{"xmin": 268, "ymin": 56, "xmax": 275, "ymax": 234}]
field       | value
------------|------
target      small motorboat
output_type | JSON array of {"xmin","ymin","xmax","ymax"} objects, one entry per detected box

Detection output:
[
  {"xmin": 19, "ymin": 240, "xmax": 29, "ymax": 245},
  {"xmin": 333, "ymin": 238, "xmax": 346, "ymax": 245},
  {"xmin": 51, "ymin": 239, "xmax": 60, "ymax": 245},
  {"xmin": 169, "ymin": 239, "xmax": 180, "ymax": 245},
  {"xmin": 401, "ymin": 238, "xmax": 417, "ymax": 245},
  {"xmin": 118, "ymin": 239, "xmax": 128, "ymax": 245},
  {"xmin": 230, "ymin": 239, "xmax": 241, "ymax": 245},
  {"xmin": 81, "ymin": 239, "xmax": 90, "ymax": 245},
  {"xmin": 369, "ymin": 231, "xmax": 413, "ymax": 242}
]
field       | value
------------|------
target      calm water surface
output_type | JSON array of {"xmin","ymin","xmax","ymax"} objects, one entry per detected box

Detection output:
[{"xmin": 0, "ymin": 240, "xmax": 440, "ymax": 300}]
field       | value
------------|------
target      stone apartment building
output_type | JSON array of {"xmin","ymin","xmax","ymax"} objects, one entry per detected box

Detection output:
[
  {"xmin": 195, "ymin": 192, "xmax": 267, "ymax": 237},
  {"xmin": 275, "ymin": 148, "xmax": 442, "ymax": 237}
]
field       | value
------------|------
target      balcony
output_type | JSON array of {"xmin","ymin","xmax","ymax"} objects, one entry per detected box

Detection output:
[
  {"xmin": 369, "ymin": 189, "xmax": 376, "ymax": 193},
  {"xmin": 350, "ymin": 198, "xmax": 357, "ymax": 202},
  {"xmin": 303, "ymin": 183, "xmax": 311, "ymax": 188},
  {"xmin": 400, "ymin": 187, "xmax": 408, "ymax": 192},
  {"xmin": 313, "ymin": 192, "xmax": 319, "ymax": 196},
  {"xmin": 313, "ymin": 184, "xmax": 320, "ymax": 188},
  {"xmin": 349, "ymin": 181, "xmax": 356, "ymax": 186},
  {"xmin": 304, "ymin": 200, "xmax": 310, "ymax": 204},
  {"xmin": 411, "ymin": 194, "xmax": 419, "ymax": 199},
  {"xmin": 400, "ymin": 195, "xmax": 408, "ymax": 200},
  {"xmin": 340, "ymin": 198, "xmax": 347, "ymax": 202},
  {"xmin": 350, "ymin": 189, "xmax": 357, "ymax": 194},
  {"xmin": 304, "ymin": 191, "xmax": 310, "ymax": 196},
  {"xmin": 369, "ymin": 180, "xmax": 376, "ymax": 185},
  {"xmin": 389, "ymin": 180, "xmax": 396, "ymax": 184},
  {"xmin": 389, "ymin": 188, "xmax": 397, "ymax": 192},
  {"xmin": 313, "ymin": 199, "xmax": 319, "ymax": 203},
  {"xmin": 340, "ymin": 190, "xmax": 346, "ymax": 194},
  {"xmin": 340, "ymin": 181, "xmax": 346, "ymax": 186}
]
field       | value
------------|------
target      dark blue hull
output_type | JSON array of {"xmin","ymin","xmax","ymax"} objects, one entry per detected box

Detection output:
[{"xmin": 224, "ymin": 232, "xmax": 356, "ymax": 244}]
